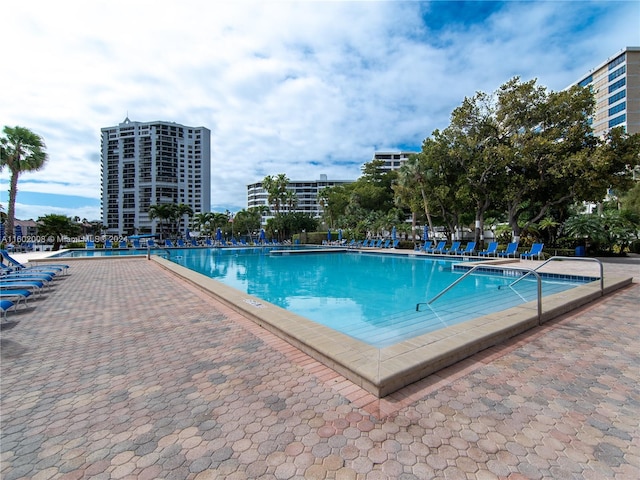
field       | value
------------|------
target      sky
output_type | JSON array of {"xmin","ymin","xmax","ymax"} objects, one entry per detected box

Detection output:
[{"xmin": 1, "ymin": 0, "xmax": 639, "ymax": 222}]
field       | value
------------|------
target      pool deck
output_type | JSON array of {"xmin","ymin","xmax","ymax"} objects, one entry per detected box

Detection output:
[{"xmin": 1, "ymin": 250, "xmax": 639, "ymax": 478}]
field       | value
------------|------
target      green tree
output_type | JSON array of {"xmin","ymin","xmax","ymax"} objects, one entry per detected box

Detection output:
[
  {"xmin": 37, "ymin": 214, "xmax": 81, "ymax": 251},
  {"xmin": 262, "ymin": 174, "xmax": 290, "ymax": 215},
  {"xmin": 193, "ymin": 212, "xmax": 215, "ymax": 237},
  {"xmin": 148, "ymin": 204, "xmax": 174, "ymax": 239},
  {"xmin": 0, "ymin": 126, "xmax": 48, "ymax": 236}
]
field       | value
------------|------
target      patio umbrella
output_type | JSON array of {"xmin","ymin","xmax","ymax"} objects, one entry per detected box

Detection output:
[
  {"xmin": 392, "ymin": 226, "xmax": 397, "ymax": 244},
  {"xmin": 327, "ymin": 229, "xmax": 331, "ymax": 242},
  {"xmin": 259, "ymin": 229, "xmax": 266, "ymax": 243},
  {"xmin": 423, "ymin": 225, "xmax": 429, "ymax": 241},
  {"xmin": 15, "ymin": 224, "xmax": 22, "ymax": 240},
  {"xmin": 216, "ymin": 228, "xmax": 222, "ymax": 242},
  {"xmin": 0, "ymin": 222, "xmax": 4, "ymax": 240},
  {"xmin": 338, "ymin": 229, "xmax": 342, "ymax": 242}
]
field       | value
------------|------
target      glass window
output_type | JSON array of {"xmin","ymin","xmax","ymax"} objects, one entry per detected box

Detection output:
[
  {"xmin": 578, "ymin": 75, "xmax": 592, "ymax": 87},
  {"xmin": 609, "ymin": 78, "xmax": 626, "ymax": 93},
  {"xmin": 608, "ymin": 53, "xmax": 625, "ymax": 70},
  {"xmin": 608, "ymin": 65, "xmax": 625, "ymax": 82},
  {"xmin": 609, "ymin": 102, "xmax": 626, "ymax": 116},
  {"xmin": 608, "ymin": 114, "xmax": 626, "ymax": 128},
  {"xmin": 608, "ymin": 90, "xmax": 626, "ymax": 105}
]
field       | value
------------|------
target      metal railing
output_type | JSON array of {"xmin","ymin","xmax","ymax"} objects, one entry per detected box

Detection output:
[
  {"xmin": 417, "ymin": 264, "xmax": 543, "ymax": 321},
  {"xmin": 504, "ymin": 256, "xmax": 603, "ymax": 295}
]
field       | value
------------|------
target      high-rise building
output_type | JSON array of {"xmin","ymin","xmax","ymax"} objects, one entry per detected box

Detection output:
[
  {"xmin": 247, "ymin": 174, "xmax": 352, "ymax": 223},
  {"xmin": 372, "ymin": 151, "xmax": 418, "ymax": 172},
  {"xmin": 571, "ymin": 46, "xmax": 640, "ymax": 137},
  {"xmin": 101, "ymin": 118, "xmax": 211, "ymax": 235}
]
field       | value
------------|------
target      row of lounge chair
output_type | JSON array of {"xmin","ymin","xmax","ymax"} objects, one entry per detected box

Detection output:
[
  {"xmin": 413, "ymin": 241, "xmax": 544, "ymax": 259},
  {"xmin": 86, "ymin": 238, "xmax": 284, "ymax": 249},
  {"xmin": 343, "ymin": 238, "xmax": 400, "ymax": 249},
  {"xmin": 0, "ymin": 249, "xmax": 70, "ymax": 320}
]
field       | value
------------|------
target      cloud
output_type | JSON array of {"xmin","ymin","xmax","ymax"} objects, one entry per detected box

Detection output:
[{"xmin": 2, "ymin": 0, "xmax": 639, "ymax": 218}]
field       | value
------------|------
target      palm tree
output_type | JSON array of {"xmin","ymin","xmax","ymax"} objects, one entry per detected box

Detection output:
[
  {"xmin": 0, "ymin": 126, "xmax": 48, "ymax": 236},
  {"xmin": 148, "ymin": 204, "xmax": 175, "ymax": 239}
]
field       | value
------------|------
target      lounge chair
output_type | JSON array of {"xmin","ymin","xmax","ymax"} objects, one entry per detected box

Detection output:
[
  {"xmin": 205, "ymin": 238, "xmax": 213, "ymax": 247},
  {"xmin": 497, "ymin": 242, "xmax": 519, "ymax": 258},
  {"xmin": 521, "ymin": 243, "xmax": 544, "ymax": 260},
  {"xmin": 426, "ymin": 241, "xmax": 446, "ymax": 254},
  {"xmin": 104, "ymin": 239, "xmax": 113, "ymax": 249},
  {"xmin": 417, "ymin": 241, "xmax": 432, "ymax": 252},
  {"xmin": 86, "ymin": 241, "xmax": 95, "ymax": 249},
  {"xmin": 0, "ymin": 289, "xmax": 32, "ymax": 307},
  {"xmin": 383, "ymin": 239, "xmax": 391, "ymax": 248},
  {"xmin": 190, "ymin": 239, "xmax": 199, "ymax": 247},
  {"xmin": 478, "ymin": 242, "xmax": 498, "ymax": 257},
  {"xmin": 146, "ymin": 239, "xmax": 156, "ymax": 248},
  {"xmin": 391, "ymin": 239, "xmax": 399, "ymax": 248},
  {"xmin": 132, "ymin": 239, "xmax": 141, "ymax": 249},
  {"xmin": 119, "ymin": 240, "xmax": 128, "ymax": 248},
  {"xmin": 453, "ymin": 241, "xmax": 476, "ymax": 255},
  {"xmin": 0, "ymin": 279, "xmax": 46, "ymax": 296},
  {"xmin": 1, "ymin": 299, "xmax": 16, "ymax": 320},
  {"xmin": 165, "ymin": 239, "xmax": 174, "ymax": 247},
  {"xmin": 0, "ymin": 250, "xmax": 69, "ymax": 275},
  {"xmin": 443, "ymin": 241, "xmax": 461, "ymax": 254}
]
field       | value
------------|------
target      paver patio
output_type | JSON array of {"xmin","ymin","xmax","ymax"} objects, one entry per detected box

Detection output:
[{"xmin": 1, "ymin": 254, "xmax": 638, "ymax": 479}]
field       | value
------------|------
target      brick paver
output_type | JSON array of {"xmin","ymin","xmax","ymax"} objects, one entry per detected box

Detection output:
[{"xmin": 1, "ymin": 256, "xmax": 638, "ymax": 479}]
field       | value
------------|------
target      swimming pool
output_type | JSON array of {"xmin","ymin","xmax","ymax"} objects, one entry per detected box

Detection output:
[{"xmin": 159, "ymin": 247, "xmax": 591, "ymax": 348}]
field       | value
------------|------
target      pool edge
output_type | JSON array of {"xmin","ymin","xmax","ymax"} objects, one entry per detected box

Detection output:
[{"xmin": 151, "ymin": 255, "xmax": 632, "ymax": 398}]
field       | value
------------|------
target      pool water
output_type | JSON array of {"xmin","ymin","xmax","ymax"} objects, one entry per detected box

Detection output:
[{"xmin": 163, "ymin": 248, "xmax": 590, "ymax": 348}]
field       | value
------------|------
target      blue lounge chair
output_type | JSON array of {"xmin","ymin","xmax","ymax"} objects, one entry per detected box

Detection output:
[
  {"xmin": 132, "ymin": 239, "xmax": 141, "ymax": 249},
  {"xmin": 86, "ymin": 241, "xmax": 95, "ymax": 249},
  {"xmin": 418, "ymin": 241, "xmax": 433, "ymax": 252},
  {"xmin": 443, "ymin": 241, "xmax": 461, "ymax": 254},
  {"xmin": 1, "ymin": 299, "xmax": 16, "ymax": 320},
  {"xmin": 478, "ymin": 242, "xmax": 498, "ymax": 257},
  {"xmin": 205, "ymin": 238, "xmax": 213, "ymax": 247},
  {"xmin": 104, "ymin": 239, "xmax": 113, "ymax": 249},
  {"xmin": 0, "ymin": 289, "xmax": 32, "ymax": 307},
  {"xmin": 497, "ymin": 242, "xmax": 519, "ymax": 258},
  {"xmin": 391, "ymin": 239, "xmax": 399, "ymax": 248},
  {"xmin": 165, "ymin": 239, "xmax": 174, "ymax": 247},
  {"xmin": 0, "ymin": 250, "xmax": 69, "ymax": 275},
  {"xmin": 453, "ymin": 241, "xmax": 476, "ymax": 255},
  {"xmin": 147, "ymin": 239, "xmax": 156, "ymax": 248},
  {"xmin": 521, "ymin": 243, "xmax": 544, "ymax": 260},
  {"xmin": 119, "ymin": 240, "xmax": 128, "ymax": 248},
  {"xmin": 0, "ymin": 279, "xmax": 46, "ymax": 295},
  {"xmin": 426, "ymin": 241, "xmax": 446, "ymax": 254},
  {"xmin": 190, "ymin": 239, "xmax": 199, "ymax": 247},
  {"xmin": 383, "ymin": 239, "xmax": 391, "ymax": 248},
  {"xmin": 176, "ymin": 239, "xmax": 186, "ymax": 247}
]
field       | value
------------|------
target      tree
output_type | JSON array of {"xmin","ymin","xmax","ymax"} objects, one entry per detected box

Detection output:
[
  {"xmin": 262, "ymin": 174, "xmax": 290, "ymax": 215},
  {"xmin": 0, "ymin": 126, "xmax": 48, "ymax": 236},
  {"xmin": 148, "ymin": 204, "xmax": 175, "ymax": 239},
  {"xmin": 193, "ymin": 212, "xmax": 215, "ymax": 237},
  {"xmin": 495, "ymin": 78, "xmax": 598, "ymax": 241},
  {"xmin": 37, "ymin": 214, "xmax": 81, "ymax": 251}
]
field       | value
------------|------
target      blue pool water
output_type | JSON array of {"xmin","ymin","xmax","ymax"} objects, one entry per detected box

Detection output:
[
  {"xmin": 55, "ymin": 247, "xmax": 593, "ymax": 347},
  {"xmin": 166, "ymin": 247, "xmax": 591, "ymax": 347}
]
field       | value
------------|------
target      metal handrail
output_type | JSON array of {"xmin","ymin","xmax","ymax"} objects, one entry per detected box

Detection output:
[
  {"xmin": 417, "ymin": 264, "xmax": 543, "ymax": 321},
  {"xmin": 505, "ymin": 256, "xmax": 603, "ymax": 295}
]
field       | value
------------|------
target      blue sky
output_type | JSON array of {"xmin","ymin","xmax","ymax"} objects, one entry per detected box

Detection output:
[{"xmin": 1, "ymin": 0, "xmax": 639, "ymax": 222}]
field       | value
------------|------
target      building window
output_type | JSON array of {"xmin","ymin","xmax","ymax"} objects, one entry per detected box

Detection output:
[
  {"xmin": 608, "ymin": 65, "xmax": 625, "ymax": 82},
  {"xmin": 608, "ymin": 78, "xmax": 626, "ymax": 93},
  {"xmin": 609, "ymin": 102, "xmax": 626, "ymax": 117},
  {"xmin": 608, "ymin": 114, "xmax": 626, "ymax": 128},
  {"xmin": 578, "ymin": 75, "xmax": 592, "ymax": 87},
  {"xmin": 608, "ymin": 89, "xmax": 626, "ymax": 105},
  {"xmin": 608, "ymin": 53, "xmax": 625, "ymax": 70}
]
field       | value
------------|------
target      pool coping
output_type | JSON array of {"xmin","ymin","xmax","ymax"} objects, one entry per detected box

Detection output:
[{"xmin": 147, "ymin": 255, "xmax": 632, "ymax": 397}]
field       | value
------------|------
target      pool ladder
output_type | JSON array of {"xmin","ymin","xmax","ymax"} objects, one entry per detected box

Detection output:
[{"xmin": 416, "ymin": 256, "xmax": 604, "ymax": 325}]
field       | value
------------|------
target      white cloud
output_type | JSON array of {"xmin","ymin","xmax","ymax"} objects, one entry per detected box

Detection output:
[{"xmin": 2, "ymin": 0, "xmax": 639, "ymax": 217}]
